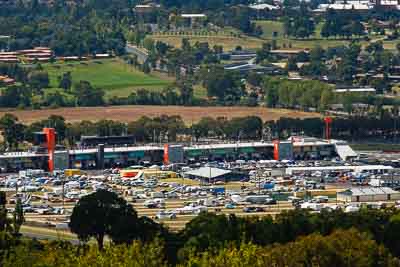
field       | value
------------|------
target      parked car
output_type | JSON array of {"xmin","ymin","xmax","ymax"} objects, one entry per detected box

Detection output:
[
  {"xmin": 243, "ymin": 207, "xmax": 256, "ymax": 213},
  {"xmin": 225, "ymin": 203, "xmax": 236, "ymax": 209},
  {"xmin": 255, "ymin": 207, "xmax": 265, "ymax": 212},
  {"xmin": 155, "ymin": 210, "xmax": 176, "ymax": 220}
]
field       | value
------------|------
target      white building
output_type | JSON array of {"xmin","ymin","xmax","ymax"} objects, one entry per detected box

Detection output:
[{"xmin": 337, "ymin": 187, "xmax": 400, "ymax": 202}]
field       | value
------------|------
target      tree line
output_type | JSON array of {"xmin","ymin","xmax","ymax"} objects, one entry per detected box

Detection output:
[{"xmin": 2, "ymin": 113, "xmax": 400, "ymax": 151}]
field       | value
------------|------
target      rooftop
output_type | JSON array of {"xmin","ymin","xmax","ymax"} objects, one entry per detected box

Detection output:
[
  {"xmin": 185, "ymin": 167, "xmax": 232, "ymax": 179},
  {"xmin": 249, "ymin": 3, "xmax": 279, "ymax": 10},
  {"xmin": 339, "ymin": 187, "xmax": 399, "ymax": 196},
  {"xmin": 181, "ymin": 14, "xmax": 207, "ymax": 18}
]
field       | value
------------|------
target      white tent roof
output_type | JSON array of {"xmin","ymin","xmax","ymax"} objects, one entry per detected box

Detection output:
[{"xmin": 185, "ymin": 167, "xmax": 231, "ymax": 179}]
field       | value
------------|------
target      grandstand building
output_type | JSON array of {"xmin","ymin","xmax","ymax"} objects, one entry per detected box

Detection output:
[{"xmin": 0, "ymin": 133, "xmax": 358, "ymax": 172}]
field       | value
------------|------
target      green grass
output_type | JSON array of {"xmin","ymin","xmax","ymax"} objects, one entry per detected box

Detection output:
[
  {"xmin": 193, "ymin": 84, "xmax": 207, "ymax": 99},
  {"xmin": 43, "ymin": 59, "xmax": 172, "ymax": 98},
  {"xmin": 255, "ymin": 20, "xmax": 285, "ymax": 39},
  {"xmin": 153, "ymin": 20, "xmax": 398, "ymax": 51}
]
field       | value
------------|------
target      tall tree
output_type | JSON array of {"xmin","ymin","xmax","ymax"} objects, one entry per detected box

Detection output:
[
  {"xmin": 73, "ymin": 80, "xmax": 104, "ymax": 107},
  {"xmin": 12, "ymin": 198, "xmax": 24, "ymax": 236},
  {"xmin": 69, "ymin": 189, "xmax": 139, "ymax": 250},
  {"xmin": 58, "ymin": 72, "xmax": 72, "ymax": 91},
  {"xmin": 0, "ymin": 114, "xmax": 25, "ymax": 150}
]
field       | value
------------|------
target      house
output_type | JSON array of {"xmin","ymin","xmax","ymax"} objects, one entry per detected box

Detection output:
[
  {"xmin": 249, "ymin": 3, "xmax": 280, "ymax": 10},
  {"xmin": 134, "ymin": 3, "xmax": 161, "ymax": 13},
  {"xmin": 334, "ymin": 87, "xmax": 376, "ymax": 94},
  {"xmin": 337, "ymin": 187, "xmax": 400, "ymax": 202},
  {"xmin": 224, "ymin": 62, "xmax": 284, "ymax": 75},
  {"xmin": 180, "ymin": 14, "xmax": 207, "ymax": 28},
  {"xmin": 220, "ymin": 50, "xmax": 257, "ymax": 61}
]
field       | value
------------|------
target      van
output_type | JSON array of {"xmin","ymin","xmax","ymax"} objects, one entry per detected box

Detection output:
[{"xmin": 313, "ymin": 196, "xmax": 329, "ymax": 203}]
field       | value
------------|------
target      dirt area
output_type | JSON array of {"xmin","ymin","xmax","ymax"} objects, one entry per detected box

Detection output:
[{"xmin": 0, "ymin": 105, "xmax": 321, "ymax": 124}]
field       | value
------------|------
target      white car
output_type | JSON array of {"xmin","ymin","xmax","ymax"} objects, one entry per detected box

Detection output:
[
  {"xmin": 155, "ymin": 210, "xmax": 176, "ymax": 220},
  {"xmin": 344, "ymin": 205, "xmax": 360, "ymax": 213}
]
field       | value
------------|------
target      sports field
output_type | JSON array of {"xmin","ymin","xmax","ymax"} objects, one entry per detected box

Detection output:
[
  {"xmin": 0, "ymin": 105, "xmax": 321, "ymax": 123},
  {"xmin": 43, "ymin": 59, "xmax": 172, "ymax": 97}
]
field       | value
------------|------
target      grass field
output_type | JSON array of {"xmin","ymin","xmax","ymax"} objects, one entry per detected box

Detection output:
[
  {"xmin": 153, "ymin": 21, "xmax": 397, "ymax": 51},
  {"xmin": 43, "ymin": 59, "xmax": 172, "ymax": 98},
  {"xmin": 151, "ymin": 31, "xmax": 352, "ymax": 50},
  {"xmin": 0, "ymin": 105, "xmax": 321, "ymax": 123},
  {"xmin": 255, "ymin": 20, "xmax": 285, "ymax": 39},
  {"xmin": 150, "ymin": 34, "xmax": 265, "ymax": 50}
]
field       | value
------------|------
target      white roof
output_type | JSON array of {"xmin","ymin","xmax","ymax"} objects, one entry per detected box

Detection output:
[
  {"xmin": 185, "ymin": 167, "xmax": 231, "ymax": 179},
  {"xmin": 181, "ymin": 14, "xmax": 206, "ymax": 18},
  {"xmin": 70, "ymin": 146, "xmax": 163, "ymax": 155},
  {"xmin": 135, "ymin": 4, "xmax": 160, "ymax": 8},
  {"xmin": 335, "ymin": 144, "xmax": 358, "ymax": 160},
  {"xmin": 249, "ymin": 3, "xmax": 279, "ymax": 10},
  {"xmin": 0, "ymin": 152, "xmax": 46, "ymax": 159},
  {"xmin": 339, "ymin": 187, "xmax": 399, "ymax": 196},
  {"xmin": 316, "ymin": 2, "xmax": 373, "ymax": 11},
  {"xmin": 334, "ymin": 88, "xmax": 376, "ymax": 93},
  {"xmin": 286, "ymin": 165, "xmax": 393, "ymax": 175}
]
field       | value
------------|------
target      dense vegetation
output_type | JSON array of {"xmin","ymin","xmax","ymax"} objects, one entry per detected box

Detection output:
[
  {"xmin": 1, "ymin": 113, "xmax": 400, "ymax": 150},
  {"xmin": 0, "ymin": 0, "xmax": 130, "ymax": 56},
  {"xmin": 3, "ymin": 190, "xmax": 400, "ymax": 266},
  {"xmin": 0, "ymin": 0, "xmax": 399, "ymax": 111}
]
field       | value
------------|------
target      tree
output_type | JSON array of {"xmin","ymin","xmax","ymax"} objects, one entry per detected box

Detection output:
[
  {"xmin": 73, "ymin": 81, "xmax": 104, "ymax": 107},
  {"xmin": 0, "ymin": 85, "xmax": 31, "ymax": 108},
  {"xmin": 12, "ymin": 198, "xmax": 24, "ymax": 236},
  {"xmin": 28, "ymin": 71, "xmax": 49, "ymax": 93},
  {"xmin": 58, "ymin": 72, "xmax": 72, "ymax": 91},
  {"xmin": 0, "ymin": 114, "xmax": 25, "ymax": 150},
  {"xmin": 178, "ymin": 80, "xmax": 194, "ymax": 105},
  {"xmin": 0, "ymin": 192, "xmax": 9, "ymax": 232},
  {"xmin": 343, "ymin": 94, "xmax": 354, "ymax": 114},
  {"xmin": 202, "ymin": 65, "xmax": 243, "ymax": 103},
  {"xmin": 286, "ymin": 56, "xmax": 298, "ymax": 71},
  {"xmin": 320, "ymin": 89, "xmax": 334, "ymax": 111},
  {"xmin": 69, "ymin": 189, "xmax": 139, "ymax": 250},
  {"xmin": 384, "ymin": 213, "xmax": 400, "ymax": 257}
]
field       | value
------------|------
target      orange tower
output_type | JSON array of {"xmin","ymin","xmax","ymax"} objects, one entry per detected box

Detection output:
[
  {"xmin": 324, "ymin": 117, "xmax": 333, "ymax": 141},
  {"xmin": 43, "ymin": 128, "xmax": 56, "ymax": 172}
]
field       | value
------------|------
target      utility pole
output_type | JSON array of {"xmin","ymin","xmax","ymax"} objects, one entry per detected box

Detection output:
[
  {"xmin": 209, "ymin": 166, "xmax": 212, "ymax": 185},
  {"xmin": 62, "ymin": 175, "xmax": 65, "ymax": 209}
]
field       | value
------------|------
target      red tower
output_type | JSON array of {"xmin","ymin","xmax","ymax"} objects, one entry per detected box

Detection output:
[
  {"xmin": 163, "ymin": 144, "xmax": 169, "ymax": 165},
  {"xmin": 324, "ymin": 117, "xmax": 332, "ymax": 141},
  {"xmin": 273, "ymin": 140, "xmax": 279, "ymax": 160},
  {"xmin": 43, "ymin": 128, "xmax": 56, "ymax": 172}
]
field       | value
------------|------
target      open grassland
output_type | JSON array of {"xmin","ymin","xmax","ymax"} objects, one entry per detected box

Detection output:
[
  {"xmin": 43, "ymin": 59, "xmax": 172, "ymax": 98},
  {"xmin": 255, "ymin": 20, "xmax": 285, "ymax": 39},
  {"xmin": 151, "ymin": 32, "xmax": 352, "ymax": 50},
  {"xmin": 0, "ymin": 105, "xmax": 321, "ymax": 123}
]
